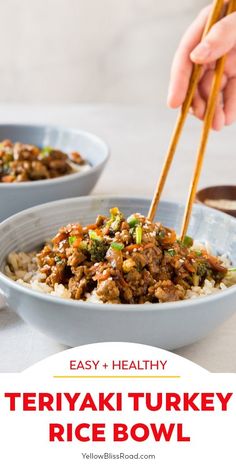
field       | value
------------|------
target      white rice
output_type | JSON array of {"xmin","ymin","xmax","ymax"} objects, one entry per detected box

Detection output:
[
  {"xmin": 85, "ymin": 291, "xmax": 103, "ymax": 304},
  {"xmin": 185, "ymin": 279, "xmax": 227, "ymax": 300},
  {"xmin": 70, "ymin": 162, "xmax": 91, "ymax": 174},
  {"xmin": 4, "ymin": 242, "xmax": 236, "ymax": 304}
]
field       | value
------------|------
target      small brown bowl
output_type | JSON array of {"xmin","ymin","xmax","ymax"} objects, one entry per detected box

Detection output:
[{"xmin": 196, "ymin": 186, "xmax": 236, "ymax": 217}]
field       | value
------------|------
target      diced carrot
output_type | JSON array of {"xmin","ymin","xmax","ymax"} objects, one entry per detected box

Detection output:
[
  {"xmin": 52, "ymin": 232, "xmax": 67, "ymax": 244},
  {"xmin": 83, "ymin": 224, "xmax": 97, "ymax": 232},
  {"xmin": 184, "ymin": 261, "xmax": 195, "ymax": 273},
  {"xmin": 1, "ymin": 175, "xmax": 15, "ymax": 183},
  {"xmin": 93, "ymin": 271, "xmax": 110, "ymax": 281},
  {"xmin": 162, "ymin": 230, "xmax": 176, "ymax": 245},
  {"xmin": 95, "ymin": 228, "xmax": 103, "ymax": 237},
  {"xmin": 72, "ymin": 237, "xmax": 82, "ymax": 248}
]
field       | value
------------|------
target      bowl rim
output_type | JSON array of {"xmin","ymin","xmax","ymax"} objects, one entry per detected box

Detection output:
[
  {"xmin": 196, "ymin": 185, "xmax": 236, "ymax": 217},
  {"xmin": 0, "ymin": 123, "xmax": 110, "ymax": 188},
  {"xmin": 197, "ymin": 185, "xmax": 236, "ymax": 198},
  {"xmin": 0, "ymin": 194, "xmax": 235, "ymax": 311}
]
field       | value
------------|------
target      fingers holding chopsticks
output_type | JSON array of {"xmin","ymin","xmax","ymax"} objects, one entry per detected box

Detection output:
[
  {"xmin": 196, "ymin": 68, "xmax": 227, "ymax": 129},
  {"xmin": 168, "ymin": 4, "xmax": 236, "ymax": 129},
  {"xmin": 167, "ymin": 6, "xmax": 211, "ymax": 108},
  {"xmin": 190, "ymin": 11, "xmax": 236, "ymax": 63}
]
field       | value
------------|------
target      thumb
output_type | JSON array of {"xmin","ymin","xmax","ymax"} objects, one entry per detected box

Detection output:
[{"xmin": 190, "ymin": 11, "xmax": 236, "ymax": 63}]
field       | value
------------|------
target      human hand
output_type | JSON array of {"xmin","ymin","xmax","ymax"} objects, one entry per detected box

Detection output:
[{"xmin": 167, "ymin": 5, "xmax": 236, "ymax": 130}]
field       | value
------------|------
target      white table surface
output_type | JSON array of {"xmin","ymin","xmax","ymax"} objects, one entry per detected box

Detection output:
[{"xmin": 0, "ymin": 103, "xmax": 235, "ymax": 373}]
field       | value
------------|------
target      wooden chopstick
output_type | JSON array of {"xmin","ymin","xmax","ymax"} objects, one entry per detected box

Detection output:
[
  {"xmin": 180, "ymin": 0, "xmax": 236, "ymax": 239},
  {"xmin": 148, "ymin": 0, "xmax": 225, "ymax": 222}
]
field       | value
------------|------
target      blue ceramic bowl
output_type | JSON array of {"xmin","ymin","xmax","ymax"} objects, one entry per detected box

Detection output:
[
  {"xmin": 0, "ymin": 124, "xmax": 109, "ymax": 221},
  {"xmin": 0, "ymin": 196, "xmax": 235, "ymax": 349}
]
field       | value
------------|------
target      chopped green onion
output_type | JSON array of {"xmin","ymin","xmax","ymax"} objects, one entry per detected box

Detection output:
[
  {"xmin": 127, "ymin": 215, "xmax": 140, "ymax": 227},
  {"xmin": 111, "ymin": 242, "xmax": 124, "ymax": 251},
  {"xmin": 195, "ymin": 250, "xmax": 202, "ymax": 257},
  {"xmin": 3, "ymin": 163, "xmax": 10, "ymax": 171},
  {"xmin": 165, "ymin": 249, "xmax": 176, "ymax": 257},
  {"xmin": 158, "ymin": 230, "xmax": 166, "ymax": 239},
  {"xmin": 41, "ymin": 146, "xmax": 52, "ymax": 157},
  {"xmin": 89, "ymin": 230, "xmax": 102, "ymax": 242},
  {"xmin": 228, "ymin": 268, "xmax": 236, "ymax": 272},
  {"xmin": 68, "ymin": 236, "xmax": 77, "ymax": 246},
  {"xmin": 183, "ymin": 235, "xmax": 193, "ymax": 248},
  {"xmin": 135, "ymin": 225, "xmax": 142, "ymax": 244},
  {"xmin": 193, "ymin": 274, "xmax": 200, "ymax": 286},
  {"xmin": 55, "ymin": 255, "xmax": 62, "ymax": 263}
]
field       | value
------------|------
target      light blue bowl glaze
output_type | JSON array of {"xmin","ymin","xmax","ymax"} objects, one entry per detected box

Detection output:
[
  {"xmin": 0, "ymin": 196, "xmax": 235, "ymax": 349},
  {"xmin": 0, "ymin": 124, "xmax": 109, "ymax": 221}
]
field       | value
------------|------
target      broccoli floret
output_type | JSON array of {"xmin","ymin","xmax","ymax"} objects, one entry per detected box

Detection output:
[
  {"xmin": 88, "ymin": 240, "xmax": 108, "ymax": 262},
  {"xmin": 197, "ymin": 262, "xmax": 209, "ymax": 278}
]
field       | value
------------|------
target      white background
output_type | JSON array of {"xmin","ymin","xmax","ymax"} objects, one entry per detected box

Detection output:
[
  {"xmin": 0, "ymin": 343, "xmax": 235, "ymax": 472},
  {"xmin": 0, "ymin": 0, "xmax": 207, "ymax": 105}
]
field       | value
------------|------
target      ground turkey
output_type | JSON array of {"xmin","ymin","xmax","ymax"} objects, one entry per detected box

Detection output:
[
  {"xmin": 96, "ymin": 279, "xmax": 120, "ymax": 303},
  {"xmin": 150, "ymin": 280, "xmax": 185, "ymax": 303}
]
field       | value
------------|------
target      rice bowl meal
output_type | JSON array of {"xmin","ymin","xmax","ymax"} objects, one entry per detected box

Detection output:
[
  {"xmin": 0, "ymin": 139, "xmax": 90, "ymax": 183},
  {"xmin": 0, "ymin": 196, "xmax": 236, "ymax": 348},
  {"xmin": 0, "ymin": 125, "xmax": 109, "ymax": 221},
  {"xmin": 5, "ymin": 207, "xmax": 236, "ymax": 305}
]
